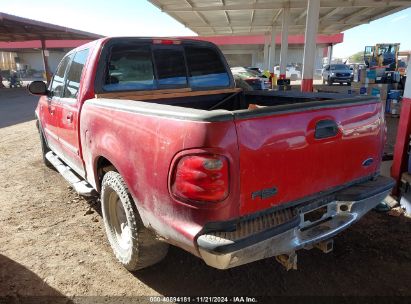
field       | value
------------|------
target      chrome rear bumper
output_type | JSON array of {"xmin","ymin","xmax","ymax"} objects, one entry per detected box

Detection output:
[{"xmin": 197, "ymin": 176, "xmax": 394, "ymax": 269}]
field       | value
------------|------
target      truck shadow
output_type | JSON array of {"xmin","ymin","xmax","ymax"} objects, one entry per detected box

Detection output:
[
  {"xmin": 0, "ymin": 88, "xmax": 39, "ymax": 129},
  {"xmin": 0, "ymin": 254, "xmax": 73, "ymax": 302},
  {"xmin": 134, "ymin": 212, "xmax": 411, "ymax": 297}
]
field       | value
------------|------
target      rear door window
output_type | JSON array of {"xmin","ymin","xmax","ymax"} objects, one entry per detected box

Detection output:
[
  {"xmin": 104, "ymin": 45, "xmax": 155, "ymax": 91},
  {"xmin": 153, "ymin": 47, "xmax": 187, "ymax": 88},
  {"xmin": 185, "ymin": 46, "xmax": 230, "ymax": 89},
  {"xmin": 63, "ymin": 49, "xmax": 89, "ymax": 98}
]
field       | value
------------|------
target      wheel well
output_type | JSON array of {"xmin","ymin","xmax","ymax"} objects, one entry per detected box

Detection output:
[{"xmin": 96, "ymin": 156, "xmax": 117, "ymax": 188}]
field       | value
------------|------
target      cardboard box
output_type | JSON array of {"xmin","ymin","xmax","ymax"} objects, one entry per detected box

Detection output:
[
  {"xmin": 359, "ymin": 69, "xmax": 367, "ymax": 83},
  {"xmin": 366, "ymin": 70, "xmax": 376, "ymax": 84},
  {"xmin": 367, "ymin": 83, "xmax": 391, "ymax": 101},
  {"xmin": 352, "ymin": 82, "xmax": 364, "ymax": 90}
]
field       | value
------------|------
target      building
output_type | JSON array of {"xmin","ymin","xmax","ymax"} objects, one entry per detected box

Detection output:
[
  {"xmin": 0, "ymin": 33, "xmax": 341, "ymax": 80},
  {"xmin": 190, "ymin": 34, "xmax": 343, "ymax": 77}
]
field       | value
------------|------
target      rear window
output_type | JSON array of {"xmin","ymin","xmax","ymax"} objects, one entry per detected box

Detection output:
[
  {"xmin": 104, "ymin": 45, "xmax": 155, "ymax": 91},
  {"xmin": 102, "ymin": 42, "xmax": 230, "ymax": 92},
  {"xmin": 185, "ymin": 46, "xmax": 230, "ymax": 88},
  {"xmin": 153, "ymin": 48, "xmax": 187, "ymax": 88}
]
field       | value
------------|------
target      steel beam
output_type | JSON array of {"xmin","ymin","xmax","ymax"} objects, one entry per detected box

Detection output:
[
  {"xmin": 279, "ymin": 7, "xmax": 290, "ymax": 79},
  {"xmin": 263, "ymin": 35, "xmax": 269, "ymax": 70},
  {"xmin": 301, "ymin": 0, "xmax": 320, "ymax": 92},
  {"xmin": 40, "ymin": 39, "xmax": 51, "ymax": 84},
  {"xmin": 163, "ymin": 1, "xmax": 411, "ymax": 12},
  {"xmin": 269, "ymin": 27, "xmax": 277, "ymax": 72}
]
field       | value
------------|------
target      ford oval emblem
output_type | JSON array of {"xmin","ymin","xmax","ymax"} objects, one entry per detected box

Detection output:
[{"xmin": 362, "ymin": 158, "xmax": 374, "ymax": 167}]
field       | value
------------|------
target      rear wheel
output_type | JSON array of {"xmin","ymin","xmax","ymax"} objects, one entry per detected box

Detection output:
[{"xmin": 101, "ymin": 171, "xmax": 169, "ymax": 271}]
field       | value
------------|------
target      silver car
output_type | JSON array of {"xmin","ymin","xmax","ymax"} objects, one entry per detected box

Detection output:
[{"xmin": 322, "ymin": 64, "xmax": 354, "ymax": 86}]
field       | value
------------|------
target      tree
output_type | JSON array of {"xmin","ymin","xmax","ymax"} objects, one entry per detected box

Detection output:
[{"xmin": 349, "ymin": 51, "xmax": 364, "ymax": 63}]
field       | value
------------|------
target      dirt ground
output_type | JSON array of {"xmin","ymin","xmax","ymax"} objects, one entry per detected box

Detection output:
[{"xmin": 0, "ymin": 88, "xmax": 411, "ymax": 301}]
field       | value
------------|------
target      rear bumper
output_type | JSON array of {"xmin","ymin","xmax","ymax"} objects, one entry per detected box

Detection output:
[{"xmin": 196, "ymin": 176, "xmax": 394, "ymax": 269}]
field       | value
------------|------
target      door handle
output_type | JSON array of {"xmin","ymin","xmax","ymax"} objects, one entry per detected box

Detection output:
[
  {"xmin": 66, "ymin": 112, "xmax": 73, "ymax": 123},
  {"xmin": 315, "ymin": 120, "xmax": 339, "ymax": 139}
]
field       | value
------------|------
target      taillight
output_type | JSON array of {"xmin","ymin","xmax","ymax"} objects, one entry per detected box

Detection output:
[{"xmin": 171, "ymin": 154, "xmax": 229, "ymax": 203}]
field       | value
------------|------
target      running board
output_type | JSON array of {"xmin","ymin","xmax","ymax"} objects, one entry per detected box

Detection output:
[{"xmin": 45, "ymin": 151, "xmax": 96, "ymax": 197}]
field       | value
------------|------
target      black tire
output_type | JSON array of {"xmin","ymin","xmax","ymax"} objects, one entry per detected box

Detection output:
[
  {"xmin": 101, "ymin": 171, "xmax": 169, "ymax": 271},
  {"xmin": 347, "ymin": 82, "xmax": 351, "ymax": 86},
  {"xmin": 38, "ymin": 123, "xmax": 53, "ymax": 169},
  {"xmin": 327, "ymin": 77, "xmax": 333, "ymax": 86}
]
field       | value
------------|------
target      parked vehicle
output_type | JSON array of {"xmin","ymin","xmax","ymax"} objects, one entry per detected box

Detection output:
[
  {"xmin": 8, "ymin": 72, "xmax": 23, "ymax": 88},
  {"xmin": 246, "ymin": 66, "xmax": 264, "ymax": 76},
  {"xmin": 273, "ymin": 65, "xmax": 301, "ymax": 80},
  {"xmin": 322, "ymin": 64, "xmax": 354, "ymax": 85},
  {"xmin": 29, "ymin": 37, "xmax": 394, "ymax": 271},
  {"xmin": 231, "ymin": 67, "xmax": 268, "ymax": 90}
]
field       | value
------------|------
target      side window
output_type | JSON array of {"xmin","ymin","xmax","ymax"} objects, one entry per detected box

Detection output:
[
  {"xmin": 185, "ymin": 46, "xmax": 230, "ymax": 89},
  {"xmin": 104, "ymin": 45, "xmax": 155, "ymax": 91},
  {"xmin": 50, "ymin": 55, "xmax": 72, "ymax": 97},
  {"xmin": 153, "ymin": 48, "xmax": 187, "ymax": 88},
  {"xmin": 63, "ymin": 49, "xmax": 89, "ymax": 98}
]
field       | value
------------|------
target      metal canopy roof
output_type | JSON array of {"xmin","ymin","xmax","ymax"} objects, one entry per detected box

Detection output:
[
  {"xmin": 149, "ymin": 0, "xmax": 411, "ymax": 36},
  {"xmin": 0, "ymin": 12, "xmax": 102, "ymax": 42}
]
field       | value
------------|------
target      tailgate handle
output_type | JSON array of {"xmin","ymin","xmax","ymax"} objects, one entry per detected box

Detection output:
[{"xmin": 315, "ymin": 120, "xmax": 338, "ymax": 139}]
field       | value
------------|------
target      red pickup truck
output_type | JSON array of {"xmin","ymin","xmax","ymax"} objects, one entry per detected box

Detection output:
[{"xmin": 29, "ymin": 37, "xmax": 394, "ymax": 271}]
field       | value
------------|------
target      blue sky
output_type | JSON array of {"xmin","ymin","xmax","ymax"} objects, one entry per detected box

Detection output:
[
  {"xmin": 333, "ymin": 7, "xmax": 411, "ymax": 58},
  {"xmin": 1, "ymin": 1, "xmax": 410, "ymax": 58}
]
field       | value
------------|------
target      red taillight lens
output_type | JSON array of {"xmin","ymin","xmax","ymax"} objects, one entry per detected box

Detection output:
[{"xmin": 171, "ymin": 154, "xmax": 229, "ymax": 203}]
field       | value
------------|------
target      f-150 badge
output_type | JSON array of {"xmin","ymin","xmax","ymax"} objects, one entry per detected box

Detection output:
[{"xmin": 252, "ymin": 187, "xmax": 278, "ymax": 200}]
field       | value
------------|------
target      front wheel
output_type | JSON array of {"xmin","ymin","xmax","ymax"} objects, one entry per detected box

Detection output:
[
  {"xmin": 327, "ymin": 77, "xmax": 333, "ymax": 86},
  {"xmin": 38, "ymin": 122, "xmax": 53, "ymax": 169},
  {"xmin": 101, "ymin": 171, "xmax": 169, "ymax": 271}
]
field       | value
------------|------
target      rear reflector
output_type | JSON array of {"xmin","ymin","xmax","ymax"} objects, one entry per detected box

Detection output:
[{"xmin": 171, "ymin": 154, "xmax": 229, "ymax": 203}]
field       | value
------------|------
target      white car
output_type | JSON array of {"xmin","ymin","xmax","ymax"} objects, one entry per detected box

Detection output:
[{"xmin": 273, "ymin": 65, "xmax": 301, "ymax": 80}]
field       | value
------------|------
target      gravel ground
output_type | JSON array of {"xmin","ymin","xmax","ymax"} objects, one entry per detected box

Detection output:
[{"xmin": 0, "ymin": 88, "xmax": 410, "ymax": 302}]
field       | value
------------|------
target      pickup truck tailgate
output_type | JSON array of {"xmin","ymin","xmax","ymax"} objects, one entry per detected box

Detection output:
[{"xmin": 234, "ymin": 100, "xmax": 383, "ymax": 216}]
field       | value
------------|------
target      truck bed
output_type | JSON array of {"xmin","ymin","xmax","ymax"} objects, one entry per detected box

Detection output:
[{"xmin": 95, "ymin": 89, "xmax": 376, "ymax": 113}]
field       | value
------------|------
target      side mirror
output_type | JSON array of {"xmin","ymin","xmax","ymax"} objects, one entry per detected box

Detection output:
[{"xmin": 28, "ymin": 81, "xmax": 48, "ymax": 96}]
